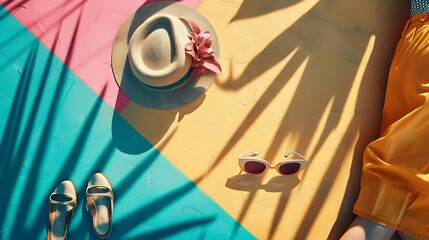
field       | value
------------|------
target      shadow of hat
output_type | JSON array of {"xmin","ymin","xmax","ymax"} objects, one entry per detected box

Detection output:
[{"xmin": 111, "ymin": 1, "xmax": 220, "ymax": 109}]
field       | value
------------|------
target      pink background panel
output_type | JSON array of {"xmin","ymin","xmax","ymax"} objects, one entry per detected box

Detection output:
[{"xmin": 1, "ymin": 0, "xmax": 202, "ymax": 112}]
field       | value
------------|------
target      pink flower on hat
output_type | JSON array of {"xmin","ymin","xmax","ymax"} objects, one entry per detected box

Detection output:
[{"xmin": 180, "ymin": 18, "xmax": 222, "ymax": 75}]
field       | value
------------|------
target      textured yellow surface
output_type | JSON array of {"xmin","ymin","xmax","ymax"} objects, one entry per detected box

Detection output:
[{"xmin": 120, "ymin": 0, "xmax": 409, "ymax": 239}]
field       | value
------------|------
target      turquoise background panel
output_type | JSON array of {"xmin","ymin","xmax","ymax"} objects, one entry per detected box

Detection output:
[{"xmin": 0, "ymin": 5, "xmax": 255, "ymax": 240}]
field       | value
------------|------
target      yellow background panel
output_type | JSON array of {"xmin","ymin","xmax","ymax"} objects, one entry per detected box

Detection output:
[{"xmin": 120, "ymin": 0, "xmax": 409, "ymax": 239}]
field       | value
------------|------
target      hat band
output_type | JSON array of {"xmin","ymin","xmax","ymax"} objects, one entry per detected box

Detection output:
[{"xmin": 138, "ymin": 67, "xmax": 193, "ymax": 90}]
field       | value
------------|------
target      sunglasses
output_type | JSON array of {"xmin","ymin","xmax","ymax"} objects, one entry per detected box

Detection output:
[{"xmin": 238, "ymin": 151, "xmax": 308, "ymax": 175}]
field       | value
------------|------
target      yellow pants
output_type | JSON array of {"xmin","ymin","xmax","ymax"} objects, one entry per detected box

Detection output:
[{"xmin": 353, "ymin": 12, "xmax": 429, "ymax": 240}]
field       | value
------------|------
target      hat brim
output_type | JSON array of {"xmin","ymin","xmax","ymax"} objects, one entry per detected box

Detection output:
[{"xmin": 112, "ymin": 1, "xmax": 220, "ymax": 110}]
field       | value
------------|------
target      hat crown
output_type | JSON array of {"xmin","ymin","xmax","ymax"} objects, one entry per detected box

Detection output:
[
  {"xmin": 128, "ymin": 14, "xmax": 192, "ymax": 88},
  {"xmin": 142, "ymin": 27, "xmax": 172, "ymax": 70}
]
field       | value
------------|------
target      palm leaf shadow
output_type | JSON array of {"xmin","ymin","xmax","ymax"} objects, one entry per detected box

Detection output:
[
  {"xmin": 206, "ymin": 0, "xmax": 405, "ymax": 238},
  {"xmin": 4, "ymin": 7, "xmax": 89, "ymax": 237},
  {"xmin": 115, "ymin": 176, "xmax": 205, "ymax": 233},
  {"xmin": 230, "ymin": 0, "xmax": 303, "ymax": 22},
  {"xmin": 0, "ymin": 41, "xmax": 38, "ymax": 231},
  {"xmin": 0, "ymin": 42, "xmax": 37, "ymax": 173},
  {"xmin": 1, "ymin": 2, "xmax": 222, "ymax": 239},
  {"xmin": 127, "ymin": 216, "xmax": 216, "ymax": 240},
  {"xmin": 0, "ymin": 1, "xmax": 85, "ymax": 71}
]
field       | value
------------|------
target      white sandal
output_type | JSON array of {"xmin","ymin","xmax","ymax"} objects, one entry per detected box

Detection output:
[
  {"xmin": 48, "ymin": 180, "xmax": 77, "ymax": 240},
  {"xmin": 86, "ymin": 173, "xmax": 114, "ymax": 238}
]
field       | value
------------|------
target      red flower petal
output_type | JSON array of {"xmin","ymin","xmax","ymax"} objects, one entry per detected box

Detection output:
[
  {"xmin": 180, "ymin": 18, "xmax": 222, "ymax": 75},
  {"xmin": 202, "ymin": 56, "xmax": 222, "ymax": 74},
  {"xmin": 180, "ymin": 18, "xmax": 201, "ymax": 34}
]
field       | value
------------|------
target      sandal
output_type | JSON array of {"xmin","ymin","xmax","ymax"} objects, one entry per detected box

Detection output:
[
  {"xmin": 47, "ymin": 180, "xmax": 77, "ymax": 240},
  {"xmin": 86, "ymin": 173, "xmax": 114, "ymax": 238}
]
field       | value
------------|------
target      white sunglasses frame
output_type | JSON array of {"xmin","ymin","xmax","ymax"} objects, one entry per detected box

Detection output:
[{"xmin": 238, "ymin": 151, "xmax": 308, "ymax": 175}]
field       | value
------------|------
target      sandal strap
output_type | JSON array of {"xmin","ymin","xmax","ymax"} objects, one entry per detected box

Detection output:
[
  {"xmin": 86, "ymin": 185, "xmax": 114, "ymax": 199},
  {"xmin": 49, "ymin": 193, "xmax": 77, "ymax": 207}
]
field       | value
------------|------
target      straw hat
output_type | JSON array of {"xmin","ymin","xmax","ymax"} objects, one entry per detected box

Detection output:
[{"xmin": 112, "ymin": 1, "xmax": 221, "ymax": 109}]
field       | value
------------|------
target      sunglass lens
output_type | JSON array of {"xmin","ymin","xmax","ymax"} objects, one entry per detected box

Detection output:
[
  {"xmin": 279, "ymin": 163, "xmax": 300, "ymax": 175},
  {"xmin": 244, "ymin": 162, "xmax": 266, "ymax": 174}
]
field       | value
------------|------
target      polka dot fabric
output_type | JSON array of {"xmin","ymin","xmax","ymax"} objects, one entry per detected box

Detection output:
[{"xmin": 411, "ymin": 0, "xmax": 428, "ymax": 16}]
